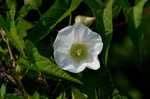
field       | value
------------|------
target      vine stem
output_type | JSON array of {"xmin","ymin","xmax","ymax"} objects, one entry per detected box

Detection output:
[
  {"xmin": 0, "ymin": 28, "xmax": 15, "ymax": 67},
  {"xmin": 0, "ymin": 28, "xmax": 29, "ymax": 98},
  {"xmin": 14, "ymin": 76, "xmax": 29, "ymax": 98}
]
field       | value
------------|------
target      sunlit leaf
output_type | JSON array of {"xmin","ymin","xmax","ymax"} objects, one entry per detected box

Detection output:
[
  {"xmin": 72, "ymin": 88, "xmax": 87, "ymax": 99},
  {"xmin": 0, "ymin": 84, "xmax": 6, "ymax": 99},
  {"xmin": 133, "ymin": 0, "xmax": 148, "ymax": 28},
  {"xmin": 31, "ymin": 92, "xmax": 40, "ymax": 99},
  {"xmin": 6, "ymin": 0, "xmax": 25, "ymax": 55},
  {"xmin": 103, "ymin": 0, "xmax": 114, "ymax": 34},
  {"xmin": 56, "ymin": 92, "xmax": 66, "ymax": 99}
]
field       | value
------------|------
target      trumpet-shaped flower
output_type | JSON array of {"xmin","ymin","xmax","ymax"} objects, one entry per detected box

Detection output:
[{"xmin": 53, "ymin": 24, "xmax": 103, "ymax": 73}]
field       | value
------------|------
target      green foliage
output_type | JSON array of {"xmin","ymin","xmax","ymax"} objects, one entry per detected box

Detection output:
[
  {"xmin": 0, "ymin": 16, "xmax": 7, "ymax": 30},
  {"xmin": 103, "ymin": 0, "xmax": 114, "ymax": 34},
  {"xmin": 16, "ymin": 5, "xmax": 33, "ymax": 23},
  {"xmin": 133, "ymin": 0, "xmax": 148, "ymax": 28},
  {"xmin": 112, "ymin": 89, "xmax": 128, "ymax": 99},
  {"xmin": 80, "ymin": 67, "xmax": 113, "ymax": 99},
  {"xmin": 102, "ymin": 0, "xmax": 114, "ymax": 67},
  {"xmin": 24, "ymin": 0, "xmax": 42, "ymax": 9},
  {"xmin": 18, "ymin": 40, "xmax": 81, "ymax": 84},
  {"xmin": 16, "ymin": 19, "xmax": 33, "ymax": 39},
  {"xmin": 0, "ymin": 0, "xmax": 149, "ymax": 98},
  {"xmin": 29, "ymin": 92, "xmax": 40, "ymax": 99},
  {"xmin": 0, "ymin": 84, "xmax": 6, "ymax": 99},
  {"xmin": 72, "ymin": 88, "xmax": 88, "ymax": 99},
  {"xmin": 5, "ymin": 0, "xmax": 25, "ymax": 55},
  {"xmin": 28, "ymin": 0, "xmax": 83, "ymax": 43},
  {"xmin": 56, "ymin": 92, "xmax": 66, "ymax": 99},
  {"xmin": 4, "ymin": 94, "xmax": 23, "ymax": 99},
  {"xmin": 0, "ymin": 84, "xmax": 22, "ymax": 99}
]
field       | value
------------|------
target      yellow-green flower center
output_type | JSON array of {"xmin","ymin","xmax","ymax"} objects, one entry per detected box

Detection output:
[{"xmin": 70, "ymin": 43, "xmax": 88, "ymax": 61}]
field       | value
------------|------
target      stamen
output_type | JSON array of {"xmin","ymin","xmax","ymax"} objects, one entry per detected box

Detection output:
[
  {"xmin": 70, "ymin": 43, "xmax": 88, "ymax": 61},
  {"xmin": 77, "ymin": 49, "xmax": 81, "ymax": 56}
]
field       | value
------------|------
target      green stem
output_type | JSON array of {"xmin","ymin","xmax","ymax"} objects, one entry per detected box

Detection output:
[
  {"xmin": 104, "ymin": 44, "xmax": 110, "ymax": 67},
  {"xmin": 103, "ymin": 34, "xmax": 114, "ymax": 87},
  {"xmin": 15, "ymin": 76, "xmax": 29, "ymax": 98},
  {"xmin": 69, "ymin": 13, "xmax": 72, "ymax": 25},
  {"xmin": 104, "ymin": 34, "xmax": 112, "ymax": 67}
]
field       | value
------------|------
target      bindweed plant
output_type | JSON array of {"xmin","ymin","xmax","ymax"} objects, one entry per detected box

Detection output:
[{"xmin": 0, "ymin": 0, "xmax": 150, "ymax": 99}]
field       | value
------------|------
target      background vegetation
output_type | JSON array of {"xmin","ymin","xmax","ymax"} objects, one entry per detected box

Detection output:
[{"xmin": 0, "ymin": 0, "xmax": 150, "ymax": 99}]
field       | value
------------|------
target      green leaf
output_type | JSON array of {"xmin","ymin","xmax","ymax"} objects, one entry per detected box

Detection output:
[
  {"xmin": 102, "ymin": 0, "xmax": 114, "ymax": 66},
  {"xmin": 29, "ymin": 0, "xmax": 83, "ymax": 43},
  {"xmin": 19, "ymin": 40, "xmax": 81, "ymax": 84},
  {"xmin": 80, "ymin": 88, "xmax": 98, "ymax": 99},
  {"xmin": 49, "ymin": 0, "xmax": 83, "ymax": 32},
  {"xmin": 6, "ymin": 0, "xmax": 25, "ymax": 55},
  {"xmin": 31, "ymin": 92, "xmax": 40, "ymax": 99},
  {"xmin": 16, "ymin": 19, "xmax": 34, "ymax": 39},
  {"xmin": 24, "ymin": 0, "xmax": 42, "ymax": 9},
  {"xmin": 56, "ymin": 92, "xmax": 66, "ymax": 99},
  {"xmin": 4, "ymin": 94, "xmax": 23, "ymax": 99},
  {"xmin": 72, "ymin": 88, "xmax": 88, "ymax": 99},
  {"xmin": 15, "ymin": 4, "xmax": 33, "ymax": 23},
  {"xmin": 0, "ymin": 16, "xmax": 9, "ymax": 31},
  {"xmin": 84, "ymin": 0, "xmax": 103, "ymax": 15},
  {"xmin": 15, "ymin": 4, "xmax": 34, "ymax": 39},
  {"xmin": 0, "ymin": 84, "xmax": 6, "ymax": 99},
  {"xmin": 125, "ymin": 0, "xmax": 147, "ymax": 63},
  {"xmin": 103, "ymin": 0, "xmax": 114, "ymax": 34},
  {"xmin": 0, "ymin": 16, "xmax": 5, "ymax": 28},
  {"xmin": 116, "ymin": 0, "xmax": 130, "ymax": 8},
  {"xmin": 96, "ymin": 9, "xmax": 105, "ymax": 34},
  {"xmin": 112, "ymin": 89, "xmax": 128, "ymax": 99},
  {"xmin": 133, "ymin": 0, "xmax": 148, "ymax": 28}
]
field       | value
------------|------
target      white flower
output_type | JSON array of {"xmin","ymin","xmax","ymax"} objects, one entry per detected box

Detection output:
[{"xmin": 53, "ymin": 24, "xmax": 103, "ymax": 73}]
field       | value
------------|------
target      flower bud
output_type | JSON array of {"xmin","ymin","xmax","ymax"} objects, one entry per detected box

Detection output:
[{"xmin": 75, "ymin": 15, "xmax": 96, "ymax": 25}]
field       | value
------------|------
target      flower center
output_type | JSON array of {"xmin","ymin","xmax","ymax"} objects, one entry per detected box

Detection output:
[{"xmin": 70, "ymin": 43, "xmax": 88, "ymax": 61}]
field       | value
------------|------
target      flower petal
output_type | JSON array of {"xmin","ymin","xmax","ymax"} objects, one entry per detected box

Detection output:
[
  {"xmin": 82, "ymin": 30, "xmax": 103, "ymax": 55},
  {"xmin": 86, "ymin": 57, "xmax": 100, "ymax": 70},
  {"xmin": 73, "ymin": 24, "xmax": 103, "ymax": 55},
  {"xmin": 54, "ymin": 50, "xmax": 86, "ymax": 73},
  {"xmin": 54, "ymin": 50, "xmax": 74, "ymax": 68},
  {"xmin": 53, "ymin": 26, "xmax": 74, "ymax": 52},
  {"xmin": 73, "ymin": 24, "xmax": 89, "ymax": 43},
  {"xmin": 62, "ymin": 62, "xmax": 87, "ymax": 73}
]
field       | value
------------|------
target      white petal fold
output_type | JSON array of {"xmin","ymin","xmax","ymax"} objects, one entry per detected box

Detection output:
[{"xmin": 86, "ymin": 57, "xmax": 100, "ymax": 70}]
